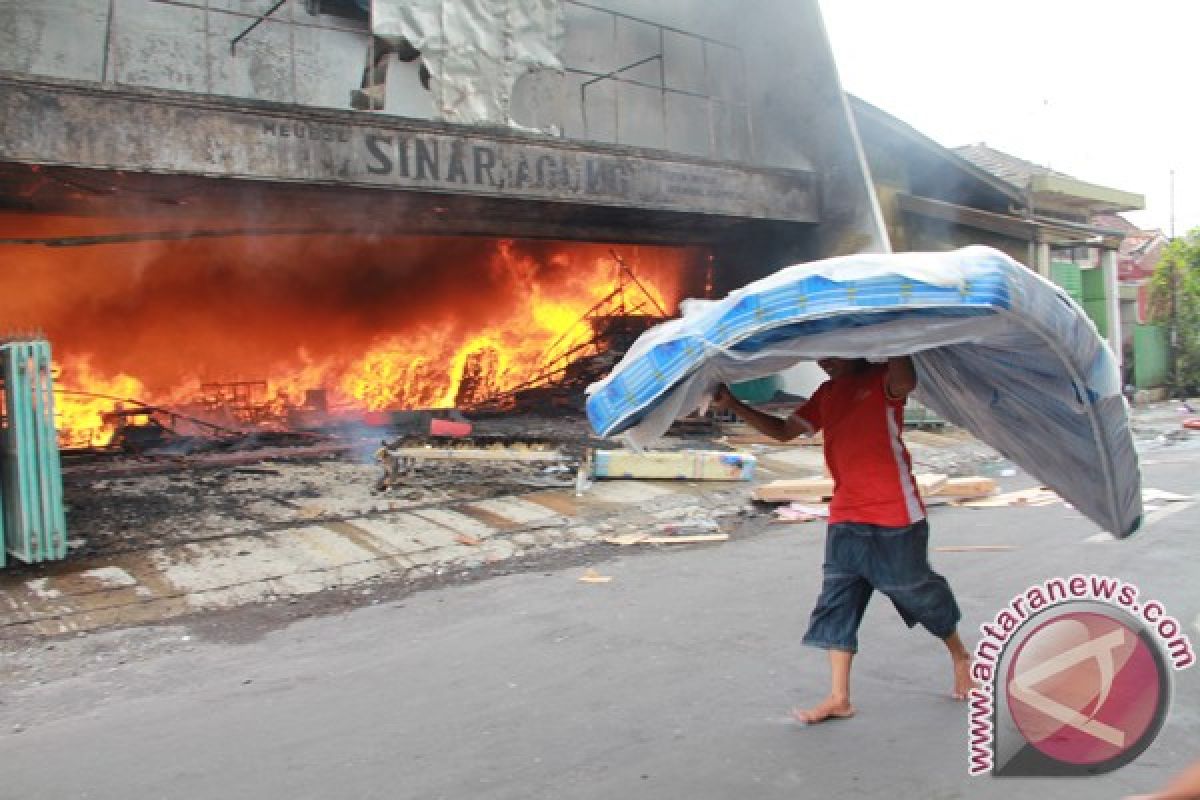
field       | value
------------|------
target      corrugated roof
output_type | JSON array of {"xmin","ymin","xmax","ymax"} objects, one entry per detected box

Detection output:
[
  {"xmin": 952, "ymin": 143, "xmax": 1072, "ymax": 187},
  {"xmin": 953, "ymin": 143, "xmax": 1143, "ymax": 213}
]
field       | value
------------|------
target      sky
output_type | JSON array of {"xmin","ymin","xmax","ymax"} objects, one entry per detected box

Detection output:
[{"xmin": 817, "ymin": 0, "xmax": 1198, "ymax": 237}]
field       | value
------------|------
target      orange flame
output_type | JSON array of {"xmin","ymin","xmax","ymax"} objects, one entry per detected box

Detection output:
[
  {"xmin": 0, "ymin": 228, "xmax": 702, "ymax": 446},
  {"xmin": 53, "ymin": 356, "xmax": 148, "ymax": 448}
]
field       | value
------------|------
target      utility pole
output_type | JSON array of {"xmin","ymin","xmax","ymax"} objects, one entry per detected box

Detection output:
[
  {"xmin": 1170, "ymin": 254, "xmax": 1179, "ymax": 395},
  {"xmin": 1170, "ymin": 168, "xmax": 1176, "ymax": 240},
  {"xmin": 1167, "ymin": 168, "xmax": 1178, "ymax": 395}
]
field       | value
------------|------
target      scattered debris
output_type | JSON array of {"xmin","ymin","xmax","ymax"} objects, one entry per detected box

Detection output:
[
  {"xmin": 772, "ymin": 502, "xmax": 829, "ymax": 523},
  {"xmin": 752, "ymin": 477, "xmax": 833, "ymax": 503},
  {"xmin": 720, "ymin": 424, "xmax": 823, "ymax": 447},
  {"xmin": 643, "ymin": 534, "xmax": 729, "ymax": 544},
  {"xmin": 464, "ymin": 251, "xmax": 669, "ymax": 415},
  {"xmin": 374, "ymin": 440, "xmax": 407, "ymax": 492},
  {"xmin": 755, "ymin": 473, "xmax": 994, "ymax": 504},
  {"xmin": 666, "ymin": 414, "xmax": 722, "ymax": 437},
  {"xmin": 430, "ymin": 418, "xmax": 473, "ymax": 437},
  {"xmin": 956, "ymin": 487, "xmax": 1060, "ymax": 508},
  {"xmin": 578, "ymin": 567, "xmax": 613, "ymax": 583},
  {"xmin": 603, "ymin": 533, "xmax": 651, "ymax": 546},
  {"xmin": 603, "ymin": 532, "xmax": 730, "ymax": 545},
  {"xmin": 384, "ymin": 447, "xmax": 567, "ymax": 462},
  {"xmin": 932, "ymin": 477, "xmax": 999, "ymax": 498},
  {"xmin": 62, "ymin": 440, "xmax": 353, "ymax": 478},
  {"xmin": 656, "ymin": 521, "xmax": 720, "ymax": 534},
  {"xmin": 916, "ymin": 473, "xmax": 949, "ymax": 495},
  {"xmin": 773, "ymin": 508, "xmax": 818, "ymax": 523}
]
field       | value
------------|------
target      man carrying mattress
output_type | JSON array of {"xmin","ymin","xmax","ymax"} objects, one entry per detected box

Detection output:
[{"xmin": 712, "ymin": 355, "xmax": 974, "ymax": 724}]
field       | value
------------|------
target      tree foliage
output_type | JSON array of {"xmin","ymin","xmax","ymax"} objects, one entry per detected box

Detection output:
[{"xmin": 1148, "ymin": 229, "xmax": 1200, "ymax": 391}]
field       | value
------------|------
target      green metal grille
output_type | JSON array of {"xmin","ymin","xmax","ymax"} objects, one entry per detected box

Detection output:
[
  {"xmin": 1, "ymin": 340, "xmax": 68, "ymax": 566},
  {"xmin": 1050, "ymin": 261, "xmax": 1082, "ymax": 301},
  {"xmin": 1134, "ymin": 324, "xmax": 1170, "ymax": 389},
  {"xmin": 1080, "ymin": 267, "xmax": 1107, "ymax": 301},
  {"xmin": 1082, "ymin": 299, "xmax": 1108, "ymax": 338}
]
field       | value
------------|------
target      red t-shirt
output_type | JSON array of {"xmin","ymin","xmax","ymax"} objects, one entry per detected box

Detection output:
[{"xmin": 792, "ymin": 365, "xmax": 925, "ymax": 528}]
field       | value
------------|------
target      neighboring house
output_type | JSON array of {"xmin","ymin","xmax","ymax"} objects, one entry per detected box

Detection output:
[
  {"xmin": 1088, "ymin": 213, "xmax": 1172, "ymax": 389},
  {"xmin": 848, "ymin": 100, "xmax": 1151, "ymax": 381},
  {"xmin": 1093, "ymin": 212, "xmax": 1170, "ymax": 321},
  {"xmin": 951, "ymin": 143, "xmax": 1163, "ymax": 387},
  {"xmin": 1094, "ymin": 214, "xmax": 1166, "ymax": 286},
  {"xmin": 848, "ymin": 96, "xmax": 1030, "ymax": 263},
  {"xmin": 950, "ymin": 142, "xmax": 1143, "ymax": 372}
]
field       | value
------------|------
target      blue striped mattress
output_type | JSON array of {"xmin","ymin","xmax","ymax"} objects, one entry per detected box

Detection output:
[{"xmin": 585, "ymin": 246, "xmax": 1142, "ymax": 537}]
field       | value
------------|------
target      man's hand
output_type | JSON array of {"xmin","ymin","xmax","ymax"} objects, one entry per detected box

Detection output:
[
  {"xmin": 709, "ymin": 382, "xmax": 811, "ymax": 442},
  {"xmin": 885, "ymin": 356, "xmax": 917, "ymax": 401},
  {"xmin": 711, "ymin": 384, "xmax": 737, "ymax": 412}
]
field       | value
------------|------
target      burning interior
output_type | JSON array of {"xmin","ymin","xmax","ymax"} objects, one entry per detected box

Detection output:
[
  {"xmin": 0, "ymin": 0, "xmax": 859, "ymax": 572},
  {"xmin": 0, "ymin": 206, "xmax": 711, "ymax": 454}
]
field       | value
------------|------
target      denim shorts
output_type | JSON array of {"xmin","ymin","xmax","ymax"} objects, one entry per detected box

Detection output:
[{"xmin": 802, "ymin": 519, "xmax": 961, "ymax": 653}]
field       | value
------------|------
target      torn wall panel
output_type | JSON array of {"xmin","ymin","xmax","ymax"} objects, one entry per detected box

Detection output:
[{"xmin": 372, "ymin": 0, "xmax": 565, "ymax": 130}]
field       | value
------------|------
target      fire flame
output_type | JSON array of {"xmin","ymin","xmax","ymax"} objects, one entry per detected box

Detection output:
[{"xmin": 0, "ymin": 225, "xmax": 700, "ymax": 447}]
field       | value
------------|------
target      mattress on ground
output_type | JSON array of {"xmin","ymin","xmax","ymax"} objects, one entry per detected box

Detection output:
[{"xmin": 585, "ymin": 246, "xmax": 1142, "ymax": 537}]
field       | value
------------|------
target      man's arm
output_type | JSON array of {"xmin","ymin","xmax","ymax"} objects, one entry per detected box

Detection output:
[
  {"xmin": 711, "ymin": 385, "xmax": 813, "ymax": 442},
  {"xmin": 885, "ymin": 356, "xmax": 917, "ymax": 401}
]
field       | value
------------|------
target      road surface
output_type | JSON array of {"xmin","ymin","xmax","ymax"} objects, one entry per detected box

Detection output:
[{"xmin": 2, "ymin": 449, "xmax": 1198, "ymax": 799}]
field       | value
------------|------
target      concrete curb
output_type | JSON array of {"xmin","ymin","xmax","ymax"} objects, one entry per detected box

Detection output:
[{"xmin": 1, "ymin": 482, "xmax": 755, "ymax": 636}]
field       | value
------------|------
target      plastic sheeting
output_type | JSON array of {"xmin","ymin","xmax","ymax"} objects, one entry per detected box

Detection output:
[
  {"xmin": 372, "ymin": 0, "xmax": 564, "ymax": 129},
  {"xmin": 585, "ymin": 246, "xmax": 1142, "ymax": 537}
]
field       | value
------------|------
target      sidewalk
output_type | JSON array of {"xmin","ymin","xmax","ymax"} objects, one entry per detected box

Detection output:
[
  {"xmin": 0, "ymin": 425, "xmax": 1023, "ymax": 638},
  {"xmin": 1, "ymin": 464, "xmax": 765, "ymax": 637}
]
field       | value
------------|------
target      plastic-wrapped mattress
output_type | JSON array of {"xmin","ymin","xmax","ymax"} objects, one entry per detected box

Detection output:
[{"xmin": 585, "ymin": 246, "xmax": 1142, "ymax": 537}]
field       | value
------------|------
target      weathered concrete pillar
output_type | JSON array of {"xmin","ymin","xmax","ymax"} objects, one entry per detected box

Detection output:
[
  {"xmin": 1102, "ymin": 248, "xmax": 1122, "ymax": 369},
  {"xmin": 1036, "ymin": 242, "xmax": 1051, "ymax": 279}
]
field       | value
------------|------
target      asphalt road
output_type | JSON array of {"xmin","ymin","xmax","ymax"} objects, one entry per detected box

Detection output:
[{"xmin": 2, "ymin": 449, "xmax": 1198, "ymax": 800}]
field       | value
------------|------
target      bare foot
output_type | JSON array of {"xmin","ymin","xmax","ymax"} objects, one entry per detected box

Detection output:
[
  {"xmin": 792, "ymin": 696, "xmax": 855, "ymax": 725},
  {"xmin": 952, "ymin": 655, "xmax": 976, "ymax": 701}
]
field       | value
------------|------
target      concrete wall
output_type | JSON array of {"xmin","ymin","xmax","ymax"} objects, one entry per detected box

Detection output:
[
  {"xmin": 0, "ymin": 0, "xmax": 886, "ymax": 257},
  {"xmin": 0, "ymin": 0, "xmax": 366, "ymax": 108}
]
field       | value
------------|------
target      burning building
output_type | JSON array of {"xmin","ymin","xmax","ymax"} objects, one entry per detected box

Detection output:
[{"xmin": 0, "ymin": 0, "xmax": 883, "ymax": 449}]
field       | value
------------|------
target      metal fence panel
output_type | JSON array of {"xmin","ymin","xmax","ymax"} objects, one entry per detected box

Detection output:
[{"xmin": 1, "ymin": 340, "xmax": 68, "ymax": 566}]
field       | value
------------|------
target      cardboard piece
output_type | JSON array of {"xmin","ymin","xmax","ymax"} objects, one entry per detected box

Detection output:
[
  {"xmin": 579, "ymin": 568, "xmax": 613, "ymax": 583},
  {"xmin": 603, "ymin": 532, "xmax": 729, "ymax": 545},
  {"xmin": 931, "ymin": 477, "xmax": 998, "ymax": 498},
  {"xmin": 956, "ymin": 487, "xmax": 1060, "ymax": 509},
  {"xmin": 603, "ymin": 533, "xmax": 651, "ymax": 546},
  {"xmin": 752, "ymin": 477, "xmax": 833, "ymax": 503},
  {"xmin": 916, "ymin": 473, "xmax": 948, "ymax": 495},
  {"xmin": 753, "ymin": 473, "xmax": 952, "ymax": 504},
  {"xmin": 643, "ymin": 534, "xmax": 730, "ymax": 544}
]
